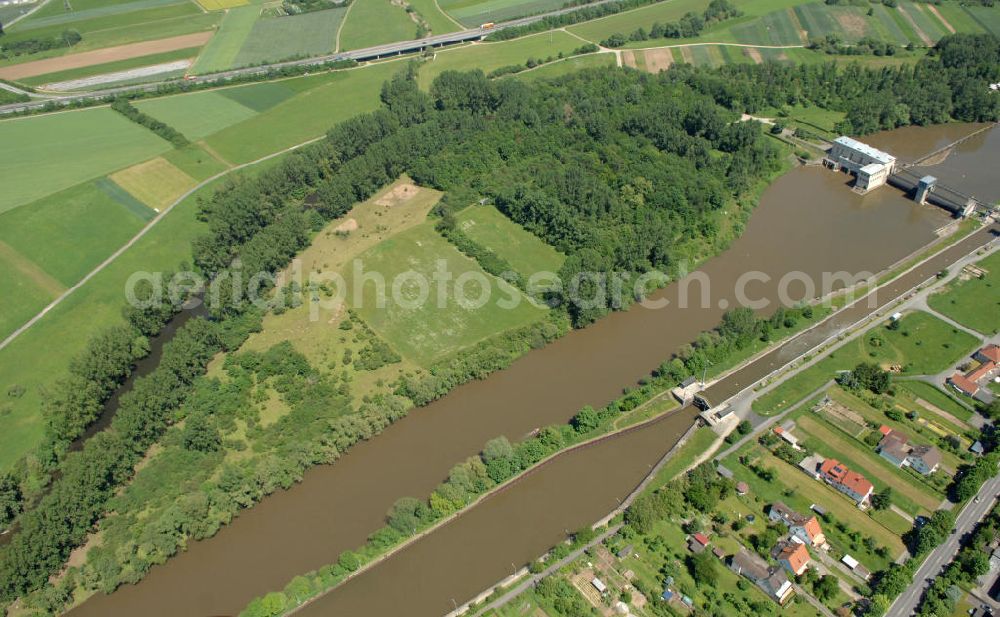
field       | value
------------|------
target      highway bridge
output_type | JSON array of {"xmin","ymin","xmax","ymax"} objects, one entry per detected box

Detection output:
[{"xmin": 0, "ymin": 0, "xmax": 617, "ymax": 115}]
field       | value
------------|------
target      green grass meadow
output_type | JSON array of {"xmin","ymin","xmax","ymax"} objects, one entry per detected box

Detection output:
[
  {"xmin": 3, "ymin": 0, "xmax": 217, "ymax": 64},
  {"xmin": 338, "ymin": 0, "xmax": 417, "ymax": 50},
  {"xmin": 0, "ymin": 180, "xmax": 149, "ymax": 289},
  {"xmin": 136, "ymin": 89, "xmax": 260, "ymax": 139},
  {"xmin": 191, "ymin": 5, "xmax": 261, "ymax": 74},
  {"xmin": 439, "ymin": 0, "xmax": 565, "ymax": 27},
  {"xmin": 417, "ymin": 30, "xmax": 582, "ymax": 88},
  {"xmin": 346, "ymin": 223, "xmax": 548, "ymax": 366},
  {"xmin": 455, "ymin": 204, "xmax": 565, "ymax": 278},
  {"xmin": 514, "ymin": 51, "xmax": 616, "ymax": 79},
  {"xmin": 928, "ymin": 250, "xmax": 1000, "ymax": 336},
  {"xmin": 232, "ymin": 7, "xmax": 345, "ymax": 67},
  {"xmin": 753, "ymin": 310, "xmax": 979, "ymax": 415},
  {"xmin": 406, "ymin": 0, "xmax": 462, "ymax": 33},
  {"xmin": 0, "ymin": 170, "xmax": 212, "ymax": 470},
  {"xmin": 0, "ymin": 108, "xmax": 171, "ymax": 214}
]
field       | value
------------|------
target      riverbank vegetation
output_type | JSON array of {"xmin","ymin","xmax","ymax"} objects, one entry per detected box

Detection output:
[
  {"xmin": 2, "ymin": 30, "xmax": 999, "ymax": 613},
  {"xmin": 0, "ymin": 60, "xmax": 786, "ymax": 612}
]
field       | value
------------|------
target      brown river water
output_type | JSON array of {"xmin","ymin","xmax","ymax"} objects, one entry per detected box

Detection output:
[{"xmin": 67, "ymin": 124, "xmax": 995, "ymax": 617}]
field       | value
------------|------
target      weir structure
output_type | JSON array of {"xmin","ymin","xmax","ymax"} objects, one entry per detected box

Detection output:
[{"xmin": 824, "ymin": 126, "xmax": 997, "ymax": 218}]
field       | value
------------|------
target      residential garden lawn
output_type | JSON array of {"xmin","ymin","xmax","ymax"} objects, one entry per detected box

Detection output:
[
  {"xmin": 455, "ymin": 204, "xmax": 565, "ymax": 278},
  {"xmin": 794, "ymin": 413, "xmax": 942, "ymax": 514},
  {"xmin": 338, "ymin": 0, "xmax": 417, "ymax": 50},
  {"xmin": 417, "ymin": 30, "xmax": 583, "ymax": 88},
  {"xmin": 346, "ymin": 222, "xmax": 548, "ymax": 366},
  {"xmin": 191, "ymin": 5, "xmax": 261, "ymax": 74},
  {"xmin": 135, "ymin": 89, "xmax": 260, "ymax": 140},
  {"xmin": 724, "ymin": 444, "xmax": 904, "ymax": 570},
  {"xmin": 162, "ymin": 143, "xmax": 230, "ymax": 180},
  {"xmin": 897, "ymin": 379, "xmax": 975, "ymax": 422},
  {"xmin": 17, "ymin": 46, "xmax": 201, "ymax": 87},
  {"xmin": 863, "ymin": 310, "xmax": 979, "ymax": 375},
  {"xmin": 109, "ymin": 157, "xmax": 197, "ymax": 211},
  {"xmin": 231, "ymin": 8, "xmax": 346, "ymax": 67},
  {"xmin": 616, "ymin": 511, "xmax": 819, "ymax": 617},
  {"xmin": 439, "ymin": 0, "xmax": 564, "ymax": 27},
  {"xmin": 928, "ymin": 250, "xmax": 1000, "ymax": 336},
  {"xmin": 406, "ymin": 0, "xmax": 462, "ymax": 33},
  {"xmin": 514, "ymin": 51, "xmax": 616, "ymax": 79},
  {"xmin": 823, "ymin": 385, "xmax": 968, "ymax": 472},
  {"xmin": 761, "ymin": 103, "xmax": 845, "ymax": 137},
  {"xmin": 221, "ymin": 176, "xmax": 440, "ymax": 399},
  {"xmin": 0, "ymin": 108, "xmax": 171, "ymax": 214}
]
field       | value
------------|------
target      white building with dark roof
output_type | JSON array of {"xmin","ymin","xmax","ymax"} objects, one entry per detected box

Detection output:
[{"xmin": 826, "ymin": 136, "xmax": 897, "ymax": 192}]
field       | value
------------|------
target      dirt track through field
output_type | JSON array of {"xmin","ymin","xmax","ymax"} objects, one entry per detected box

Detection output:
[
  {"xmin": 0, "ymin": 32, "xmax": 213, "ymax": 80},
  {"xmin": 925, "ymin": 4, "xmax": 955, "ymax": 33}
]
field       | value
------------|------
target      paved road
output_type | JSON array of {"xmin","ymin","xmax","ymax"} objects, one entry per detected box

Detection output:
[
  {"xmin": 0, "ymin": 0, "xmax": 622, "ymax": 114},
  {"xmin": 887, "ymin": 474, "xmax": 1000, "ymax": 617},
  {"xmin": 702, "ymin": 224, "xmax": 1000, "ymax": 405}
]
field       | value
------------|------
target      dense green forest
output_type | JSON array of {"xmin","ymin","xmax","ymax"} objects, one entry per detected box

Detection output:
[{"xmin": 2, "ymin": 33, "xmax": 998, "ymax": 613}]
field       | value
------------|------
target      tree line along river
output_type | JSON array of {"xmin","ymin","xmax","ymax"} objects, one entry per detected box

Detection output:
[{"xmin": 67, "ymin": 123, "xmax": 997, "ymax": 617}]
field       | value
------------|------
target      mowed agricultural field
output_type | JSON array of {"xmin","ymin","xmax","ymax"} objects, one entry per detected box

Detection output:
[
  {"xmin": 455, "ymin": 204, "xmax": 565, "ymax": 277},
  {"xmin": 17, "ymin": 46, "xmax": 202, "ymax": 88},
  {"xmin": 0, "ymin": 20, "xmax": 639, "ymax": 471},
  {"xmin": 406, "ymin": 0, "xmax": 463, "ymax": 34},
  {"xmin": 2, "ymin": 0, "xmax": 220, "ymax": 68},
  {"xmin": 337, "ymin": 0, "xmax": 418, "ymax": 50},
  {"xmin": 347, "ymin": 222, "xmax": 548, "ymax": 366},
  {"xmin": 928, "ymin": 250, "xmax": 1000, "ymax": 336},
  {"xmin": 568, "ymin": 0, "xmax": 975, "ymax": 50},
  {"xmin": 438, "ymin": 0, "xmax": 563, "ymax": 27},
  {"xmin": 515, "ymin": 50, "xmax": 617, "ymax": 78},
  {"xmin": 417, "ymin": 29, "xmax": 583, "ymax": 87},
  {"xmin": 0, "ymin": 108, "xmax": 171, "ymax": 213},
  {"xmin": 192, "ymin": 5, "xmax": 347, "ymax": 73}
]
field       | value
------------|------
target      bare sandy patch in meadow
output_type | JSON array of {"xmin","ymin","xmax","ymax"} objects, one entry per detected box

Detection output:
[
  {"xmin": 374, "ymin": 182, "xmax": 420, "ymax": 206},
  {"xmin": 926, "ymin": 4, "xmax": 955, "ymax": 33},
  {"xmin": 335, "ymin": 218, "xmax": 359, "ymax": 233},
  {"xmin": 621, "ymin": 51, "xmax": 637, "ymax": 68},
  {"xmin": 643, "ymin": 48, "xmax": 672, "ymax": 72},
  {"xmin": 743, "ymin": 47, "xmax": 763, "ymax": 64},
  {"xmin": 835, "ymin": 12, "xmax": 868, "ymax": 39}
]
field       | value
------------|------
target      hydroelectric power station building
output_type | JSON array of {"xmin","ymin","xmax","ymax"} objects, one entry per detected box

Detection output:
[{"xmin": 824, "ymin": 136, "xmax": 897, "ymax": 193}]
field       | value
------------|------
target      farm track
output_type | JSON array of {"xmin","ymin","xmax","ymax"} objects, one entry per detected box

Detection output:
[{"xmin": 0, "ymin": 136, "xmax": 323, "ymax": 353}]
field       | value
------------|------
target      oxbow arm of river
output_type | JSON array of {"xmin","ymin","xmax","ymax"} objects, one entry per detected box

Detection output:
[{"xmin": 67, "ymin": 123, "xmax": 998, "ymax": 617}]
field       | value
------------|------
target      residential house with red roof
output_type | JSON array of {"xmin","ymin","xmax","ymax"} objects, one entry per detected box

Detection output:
[{"xmin": 819, "ymin": 459, "xmax": 873, "ymax": 506}]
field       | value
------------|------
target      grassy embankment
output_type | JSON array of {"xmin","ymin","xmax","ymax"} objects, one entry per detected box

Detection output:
[
  {"xmin": 753, "ymin": 310, "xmax": 980, "ymax": 416},
  {"xmin": 928, "ymin": 249, "xmax": 1000, "ymax": 336}
]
